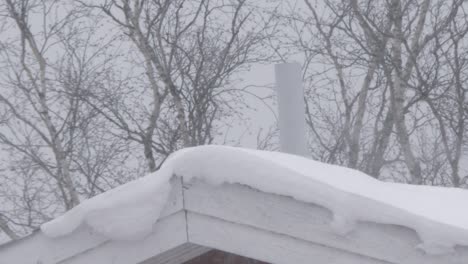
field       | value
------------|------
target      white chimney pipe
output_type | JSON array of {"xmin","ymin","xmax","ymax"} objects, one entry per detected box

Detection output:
[{"xmin": 274, "ymin": 63, "xmax": 308, "ymax": 156}]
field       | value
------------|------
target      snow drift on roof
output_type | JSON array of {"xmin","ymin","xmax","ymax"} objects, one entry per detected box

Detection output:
[
  {"xmin": 0, "ymin": 232, "xmax": 11, "ymax": 246},
  {"xmin": 41, "ymin": 145, "xmax": 468, "ymax": 254}
]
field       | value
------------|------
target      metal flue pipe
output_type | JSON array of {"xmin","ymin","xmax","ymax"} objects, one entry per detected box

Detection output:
[{"xmin": 274, "ymin": 63, "xmax": 308, "ymax": 156}]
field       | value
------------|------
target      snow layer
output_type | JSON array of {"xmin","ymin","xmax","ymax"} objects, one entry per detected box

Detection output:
[
  {"xmin": 0, "ymin": 232, "xmax": 10, "ymax": 246},
  {"xmin": 41, "ymin": 145, "xmax": 468, "ymax": 254}
]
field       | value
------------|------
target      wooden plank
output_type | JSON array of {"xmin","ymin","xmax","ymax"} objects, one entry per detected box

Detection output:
[
  {"xmin": 187, "ymin": 212, "xmax": 394, "ymax": 264},
  {"xmin": 139, "ymin": 243, "xmax": 211, "ymax": 264},
  {"xmin": 183, "ymin": 180, "xmax": 468, "ymax": 264},
  {"xmin": 60, "ymin": 211, "xmax": 188, "ymax": 264},
  {"xmin": 180, "ymin": 249, "xmax": 270, "ymax": 264}
]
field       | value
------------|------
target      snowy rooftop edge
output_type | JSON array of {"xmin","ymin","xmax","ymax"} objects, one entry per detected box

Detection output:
[{"xmin": 40, "ymin": 145, "xmax": 468, "ymax": 255}]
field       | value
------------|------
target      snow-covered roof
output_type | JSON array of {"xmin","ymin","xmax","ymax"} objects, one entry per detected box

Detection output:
[{"xmin": 2, "ymin": 145, "xmax": 468, "ymax": 264}]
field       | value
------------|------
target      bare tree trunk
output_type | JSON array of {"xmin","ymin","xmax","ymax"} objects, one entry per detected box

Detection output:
[
  {"xmin": 389, "ymin": 0, "xmax": 422, "ymax": 184},
  {"xmin": 5, "ymin": 0, "xmax": 80, "ymax": 207},
  {"xmin": 348, "ymin": 56, "xmax": 376, "ymax": 168},
  {"xmin": 348, "ymin": 1, "xmax": 393, "ymax": 170}
]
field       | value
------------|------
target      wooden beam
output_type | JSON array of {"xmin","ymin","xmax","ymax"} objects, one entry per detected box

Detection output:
[{"xmin": 139, "ymin": 243, "xmax": 211, "ymax": 264}]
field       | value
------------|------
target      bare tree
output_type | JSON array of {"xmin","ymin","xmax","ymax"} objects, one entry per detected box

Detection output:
[
  {"xmin": 282, "ymin": 0, "xmax": 467, "ymax": 185},
  {"xmin": 414, "ymin": 4, "xmax": 468, "ymax": 186},
  {"xmin": 0, "ymin": 0, "xmax": 133, "ymax": 239},
  {"xmin": 80, "ymin": 0, "xmax": 274, "ymax": 172}
]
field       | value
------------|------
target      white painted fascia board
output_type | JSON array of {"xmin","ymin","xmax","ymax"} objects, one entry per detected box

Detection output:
[
  {"xmin": 60, "ymin": 211, "xmax": 188, "ymax": 264},
  {"xmin": 3, "ymin": 177, "xmax": 468, "ymax": 264},
  {"xmin": 182, "ymin": 179, "xmax": 468, "ymax": 264},
  {"xmin": 0, "ymin": 225, "xmax": 108, "ymax": 264},
  {"xmin": 187, "ymin": 212, "xmax": 392, "ymax": 264},
  {"xmin": 0, "ymin": 177, "xmax": 186, "ymax": 264}
]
